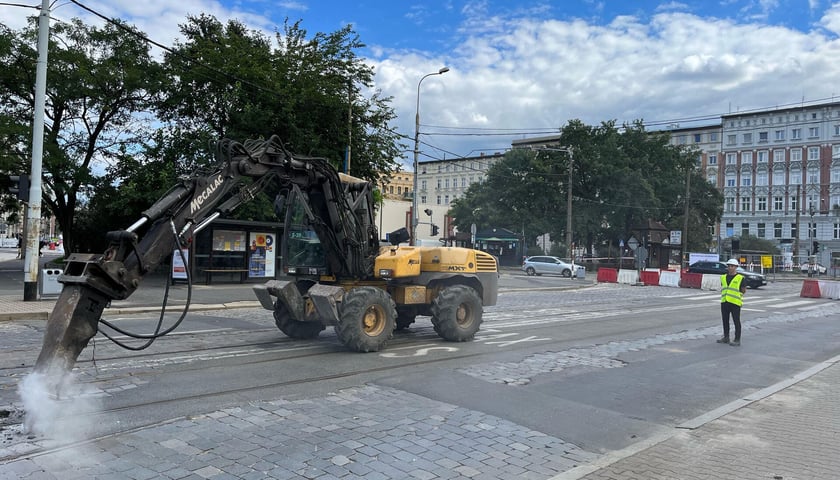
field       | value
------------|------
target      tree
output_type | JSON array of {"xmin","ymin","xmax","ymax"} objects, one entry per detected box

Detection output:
[
  {"xmin": 155, "ymin": 16, "xmax": 402, "ymax": 187},
  {"xmin": 450, "ymin": 119, "xmax": 723, "ymax": 253},
  {"xmin": 0, "ymin": 18, "xmax": 162, "ymax": 253}
]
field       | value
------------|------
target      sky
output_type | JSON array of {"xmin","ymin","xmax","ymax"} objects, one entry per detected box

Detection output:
[{"xmin": 4, "ymin": 0, "xmax": 840, "ymax": 167}]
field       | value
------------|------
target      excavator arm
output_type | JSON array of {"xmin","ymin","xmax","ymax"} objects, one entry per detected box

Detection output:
[{"xmin": 34, "ymin": 135, "xmax": 379, "ymax": 379}]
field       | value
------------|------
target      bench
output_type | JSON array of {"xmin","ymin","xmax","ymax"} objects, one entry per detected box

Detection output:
[{"xmin": 201, "ymin": 268, "xmax": 249, "ymax": 284}]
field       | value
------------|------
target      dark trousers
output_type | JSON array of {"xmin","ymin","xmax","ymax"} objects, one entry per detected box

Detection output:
[{"xmin": 720, "ymin": 302, "xmax": 741, "ymax": 340}]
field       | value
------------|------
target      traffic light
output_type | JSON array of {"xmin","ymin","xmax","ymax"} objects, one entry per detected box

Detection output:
[
  {"xmin": 813, "ymin": 241, "xmax": 820, "ymax": 254},
  {"xmin": 431, "ymin": 224, "xmax": 439, "ymax": 236},
  {"xmin": 8, "ymin": 174, "xmax": 29, "ymax": 202}
]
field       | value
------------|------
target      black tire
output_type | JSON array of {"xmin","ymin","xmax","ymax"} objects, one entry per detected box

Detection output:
[
  {"xmin": 561, "ymin": 269, "xmax": 571, "ymax": 278},
  {"xmin": 395, "ymin": 307, "xmax": 417, "ymax": 331},
  {"xmin": 431, "ymin": 285, "xmax": 483, "ymax": 342},
  {"xmin": 336, "ymin": 286, "xmax": 396, "ymax": 352},
  {"xmin": 525, "ymin": 267, "xmax": 536, "ymax": 276},
  {"xmin": 273, "ymin": 299, "xmax": 325, "ymax": 339}
]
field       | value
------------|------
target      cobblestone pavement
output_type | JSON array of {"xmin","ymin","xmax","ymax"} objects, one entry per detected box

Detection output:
[
  {"xmin": 563, "ymin": 356, "xmax": 840, "ymax": 480},
  {"xmin": 1, "ymin": 384, "xmax": 598, "ymax": 480}
]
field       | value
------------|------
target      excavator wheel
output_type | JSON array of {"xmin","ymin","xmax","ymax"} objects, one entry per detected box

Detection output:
[
  {"xmin": 395, "ymin": 306, "xmax": 418, "ymax": 331},
  {"xmin": 431, "ymin": 285, "xmax": 483, "ymax": 342},
  {"xmin": 273, "ymin": 281, "xmax": 324, "ymax": 339},
  {"xmin": 336, "ymin": 286, "xmax": 396, "ymax": 352},
  {"xmin": 274, "ymin": 299, "xmax": 325, "ymax": 339}
]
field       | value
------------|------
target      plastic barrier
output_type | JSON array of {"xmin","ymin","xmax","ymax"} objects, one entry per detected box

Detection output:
[
  {"xmin": 800, "ymin": 279, "xmax": 821, "ymax": 298},
  {"xmin": 680, "ymin": 272, "xmax": 703, "ymax": 289},
  {"xmin": 659, "ymin": 271, "xmax": 680, "ymax": 287},
  {"xmin": 700, "ymin": 274, "xmax": 722, "ymax": 291},
  {"xmin": 617, "ymin": 269, "xmax": 640, "ymax": 285},
  {"xmin": 639, "ymin": 270, "xmax": 660, "ymax": 286},
  {"xmin": 596, "ymin": 268, "xmax": 618, "ymax": 283},
  {"xmin": 817, "ymin": 280, "xmax": 840, "ymax": 299}
]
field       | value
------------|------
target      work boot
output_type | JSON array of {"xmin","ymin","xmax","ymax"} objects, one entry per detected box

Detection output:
[
  {"xmin": 730, "ymin": 339, "xmax": 740, "ymax": 347},
  {"xmin": 716, "ymin": 336, "xmax": 730, "ymax": 344}
]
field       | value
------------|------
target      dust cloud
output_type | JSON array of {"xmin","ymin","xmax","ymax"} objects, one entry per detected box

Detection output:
[{"xmin": 18, "ymin": 371, "xmax": 102, "ymax": 445}]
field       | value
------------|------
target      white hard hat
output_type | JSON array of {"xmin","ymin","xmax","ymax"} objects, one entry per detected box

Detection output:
[{"xmin": 726, "ymin": 259, "xmax": 739, "ymax": 266}]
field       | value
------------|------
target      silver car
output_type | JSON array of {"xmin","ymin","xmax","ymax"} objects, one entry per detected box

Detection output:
[{"xmin": 522, "ymin": 256, "xmax": 574, "ymax": 277}]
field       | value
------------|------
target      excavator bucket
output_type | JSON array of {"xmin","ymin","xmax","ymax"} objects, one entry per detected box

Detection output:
[{"xmin": 33, "ymin": 285, "xmax": 109, "ymax": 380}]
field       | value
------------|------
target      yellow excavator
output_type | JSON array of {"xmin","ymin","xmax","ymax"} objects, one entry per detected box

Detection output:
[{"xmin": 34, "ymin": 135, "xmax": 498, "ymax": 379}]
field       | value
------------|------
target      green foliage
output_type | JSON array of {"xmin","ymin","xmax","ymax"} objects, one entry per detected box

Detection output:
[{"xmin": 450, "ymin": 120, "xmax": 723, "ymax": 254}]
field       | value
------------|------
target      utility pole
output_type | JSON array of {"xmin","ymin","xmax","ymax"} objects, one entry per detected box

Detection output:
[
  {"xmin": 794, "ymin": 184, "xmax": 801, "ymax": 259},
  {"xmin": 682, "ymin": 165, "xmax": 691, "ymax": 268},
  {"xmin": 24, "ymin": 0, "xmax": 50, "ymax": 301},
  {"xmin": 566, "ymin": 149, "xmax": 574, "ymax": 267}
]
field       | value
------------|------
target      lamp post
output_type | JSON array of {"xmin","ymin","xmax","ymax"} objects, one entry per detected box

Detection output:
[
  {"xmin": 412, "ymin": 67, "xmax": 449, "ymax": 245},
  {"xmin": 809, "ymin": 203, "xmax": 816, "ymax": 276}
]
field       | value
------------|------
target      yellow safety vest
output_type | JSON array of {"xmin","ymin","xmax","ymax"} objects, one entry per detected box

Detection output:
[{"xmin": 720, "ymin": 274, "xmax": 744, "ymax": 306}]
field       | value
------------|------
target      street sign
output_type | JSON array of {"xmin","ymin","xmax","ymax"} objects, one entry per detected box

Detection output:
[
  {"xmin": 627, "ymin": 236, "xmax": 639, "ymax": 251},
  {"xmin": 670, "ymin": 230, "xmax": 681, "ymax": 245}
]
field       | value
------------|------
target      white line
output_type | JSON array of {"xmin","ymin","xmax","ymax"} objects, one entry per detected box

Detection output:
[{"xmin": 769, "ymin": 300, "xmax": 818, "ymax": 308}]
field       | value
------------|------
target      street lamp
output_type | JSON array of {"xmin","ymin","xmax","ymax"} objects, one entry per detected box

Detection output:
[{"xmin": 412, "ymin": 66, "xmax": 449, "ymax": 245}]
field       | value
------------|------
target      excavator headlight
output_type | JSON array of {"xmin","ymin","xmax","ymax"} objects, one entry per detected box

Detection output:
[
  {"xmin": 378, "ymin": 268, "xmax": 393, "ymax": 278},
  {"xmin": 287, "ymin": 267, "xmax": 297, "ymax": 274}
]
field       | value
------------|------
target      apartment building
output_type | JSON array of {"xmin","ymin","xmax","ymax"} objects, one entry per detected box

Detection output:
[{"xmin": 669, "ymin": 101, "xmax": 840, "ymax": 263}]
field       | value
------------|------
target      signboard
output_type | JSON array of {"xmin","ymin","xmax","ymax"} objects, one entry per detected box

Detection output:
[
  {"xmin": 761, "ymin": 255, "xmax": 773, "ymax": 268},
  {"xmin": 212, "ymin": 229, "xmax": 245, "ymax": 251},
  {"xmin": 688, "ymin": 252, "xmax": 719, "ymax": 265},
  {"xmin": 670, "ymin": 230, "xmax": 682, "ymax": 245},
  {"xmin": 171, "ymin": 249, "xmax": 189, "ymax": 280},
  {"xmin": 248, "ymin": 232, "xmax": 276, "ymax": 278}
]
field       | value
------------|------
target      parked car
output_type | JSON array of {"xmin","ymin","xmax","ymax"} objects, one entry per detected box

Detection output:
[
  {"xmin": 800, "ymin": 262, "xmax": 827, "ymax": 274},
  {"xmin": 522, "ymin": 256, "xmax": 574, "ymax": 277},
  {"xmin": 686, "ymin": 261, "xmax": 767, "ymax": 289}
]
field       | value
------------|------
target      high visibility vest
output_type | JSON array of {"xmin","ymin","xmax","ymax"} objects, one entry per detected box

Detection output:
[{"xmin": 720, "ymin": 274, "xmax": 744, "ymax": 306}]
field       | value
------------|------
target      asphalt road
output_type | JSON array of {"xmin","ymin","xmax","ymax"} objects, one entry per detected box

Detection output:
[{"xmin": 3, "ymin": 275, "xmax": 837, "ymax": 459}]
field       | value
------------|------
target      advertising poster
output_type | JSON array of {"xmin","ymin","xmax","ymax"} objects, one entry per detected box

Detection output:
[
  {"xmin": 248, "ymin": 232, "xmax": 276, "ymax": 278},
  {"xmin": 171, "ymin": 249, "xmax": 189, "ymax": 280}
]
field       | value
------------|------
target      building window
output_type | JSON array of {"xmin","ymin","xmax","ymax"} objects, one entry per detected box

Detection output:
[
  {"xmin": 726, "ymin": 223, "xmax": 734, "ymax": 236},
  {"xmin": 743, "ymin": 133, "xmax": 752, "ymax": 144},
  {"xmin": 808, "ymin": 167, "xmax": 819, "ymax": 184},
  {"xmin": 790, "ymin": 169, "xmax": 802, "ymax": 184},
  {"xmin": 726, "ymin": 197, "xmax": 736, "ymax": 212},
  {"xmin": 421, "ymin": 195, "xmax": 427, "ymax": 203},
  {"xmin": 835, "ymin": 223, "xmax": 840, "ymax": 239},
  {"xmin": 792, "ymin": 223, "xmax": 798, "ymax": 239},
  {"xmin": 741, "ymin": 222, "xmax": 750, "ymax": 236},
  {"xmin": 461, "ymin": 177, "xmax": 466, "ymax": 187},
  {"xmin": 792, "ymin": 128, "xmax": 802, "ymax": 140},
  {"xmin": 835, "ymin": 125, "xmax": 840, "ymax": 136},
  {"xmin": 436, "ymin": 195, "xmax": 441, "ymax": 205},
  {"xmin": 742, "ymin": 151, "xmax": 753, "ymax": 164},
  {"xmin": 757, "ymin": 196, "xmax": 767, "ymax": 211},
  {"xmin": 791, "ymin": 195, "xmax": 799, "ymax": 211},
  {"xmin": 808, "ymin": 146, "xmax": 820, "ymax": 161},
  {"xmin": 397, "ymin": 186, "xmax": 402, "ymax": 194},
  {"xmin": 727, "ymin": 135, "xmax": 736, "ymax": 145},
  {"xmin": 726, "ymin": 173, "xmax": 736, "ymax": 187},
  {"xmin": 708, "ymin": 153, "xmax": 717, "ymax": 165},
  {"xmin": 757, "ymin": 171, "xmax": 768, "ymax": 186},
  {"xmin": 445, "ymin": 195, "xmax": 449, "ymax": 204},
  {"xmin": 694, "ymin": 134, "xmax": 702, "ymax": 142},
  {"xmin": 773, "ymin": 150, "xmax": 785, "ymax": 162},
  {"xmin": 741, "ymin": 197, "xmax": 751, "ymax": 211},
  {"xmin": 707, "ymin": 172, "xmax": 717, "ymax": 185},
  {"xmin": 757, "ymin": 223, "xmax": 766, "ymax": 237},
  {"xmin": 710, "ymin": 132, "xmax": 719, "ymax": 141},
  {"xmin": 741, "ymin": 172, "xmax": 752, "ymax": 186},
  {"xmin": 757, "ymin": 151, "xmax": 768, "ymax": 163},
  {"xmin": 809, "ymin": 126, "xmax": 819, "ymax": 137},
  {"xmin": 775, "ymin": 130, "xmax": 785, "ymax": 141},
  {"xmin": 774, "ymin": 223, "xmax": 782, "ymax": 238},
  {"xmin": 774, "ymin": 196, "xmax": 784, "ymax": 211},
  {"xmin": 726, "ymin": 153, "xmax": 737, "ymax": 165},
  {"xmin": 791, "ymin": 148, "xmax": 802, "ymax": 161},
  {"xmin": 832, "ymin": 166, "xmax": 840, "ymax": 183},
  {"xmin": 444, "ymin": 178, "xmax": 449, "ymax": 189},
  {"xmin": 421, "ymin": 180, "xmax": 427, "ymax": 190},
  {"xmin": 773, "ymin": 168, "xmax": 785, "ymax": 185},
  {"xmin": 759, "ymin": 132, "xmax": 768, "ymax": 142},
  {"xmin": 436, "ymin": 179, "xmax": 441, "ymax": 189}
]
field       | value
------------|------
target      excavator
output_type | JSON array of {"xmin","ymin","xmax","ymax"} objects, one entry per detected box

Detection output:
[{"xmin": 33, "ymin": 135, "xmax": 498, "ymax": 380}]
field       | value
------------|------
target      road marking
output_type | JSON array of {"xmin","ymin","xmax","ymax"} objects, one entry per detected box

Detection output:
[{"xmin": 769, "ymin": 300, "xmax": 819, "ymax": 308}]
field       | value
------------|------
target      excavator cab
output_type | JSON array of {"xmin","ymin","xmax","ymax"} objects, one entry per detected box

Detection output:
[{"xmin": 283, "ymin": 196, "xmax": 328, "ymax": 277}]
